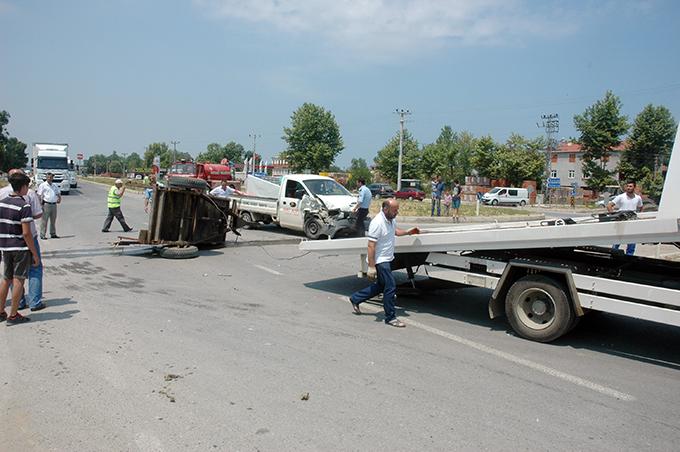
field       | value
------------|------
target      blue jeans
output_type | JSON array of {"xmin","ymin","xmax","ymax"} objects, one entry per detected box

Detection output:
[
  {"xmin": 350, "ymin": 262, "xmax": 397, "ymax": 323},
  {"xmin": 613, "ymin": 243, "xmax": 636, "ymax": 256},
  {"xmin": 431, "ymin": 197, "xmax": 441, "ymax": 216},
  {"xmin": 18, "ymin": 236, "xmax": 43, "ymax": 309}
]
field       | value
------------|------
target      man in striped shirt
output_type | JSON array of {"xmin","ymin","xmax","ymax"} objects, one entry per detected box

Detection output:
[{"xmin": 0, "ymin": 173, "xmax": 40, "ymax": 325}]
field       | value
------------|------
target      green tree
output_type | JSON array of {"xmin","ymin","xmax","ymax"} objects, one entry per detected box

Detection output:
[
  {"xmin": 282, "ymin": 103, "xmax": 344, "ymax": 173},
  {"xmin": 488, "ymin": 134, "xmax": 546, "ymax": 186},
  {"xmin": 2, "ymin": 137, "xmax": 28, "ymax": 171},
  {"xmin": 374, "ymin": 130, "xmax": 421, "ymax": 184},
  {"xmin": 420, "ymin": 127, "xmax": 477, "ymax": 185},
  {"xmin": 126, "ymin": 152, "xmax": 143, "ymax": 171},
  {"xmin": 470, "ymin": 135, "xmax": 499, "ymax": 178},
  {"xmin": 346, "ymin": 158, "xmax": 373, "ymax": 190},
  {"xmin": 85, "ymin": 153, "xmax": 108, "ymax": 175},
  {"xmin": 142, "ymin": 142, "xmax": 189, "ymax": 168},
  {"xmin": 574, "ymin": 91, "xmax": 629, "ymax": 192},
  {"xmin": 109, "ymin": 160, "xmax": 123, "ymax": 174},
  {"xmin": 619, "ymin": 104, "xmax": 676, "ymax": 182},
  {"xmin": 196, "ymin": 141, "xmax": 244, "ymax": 164}
]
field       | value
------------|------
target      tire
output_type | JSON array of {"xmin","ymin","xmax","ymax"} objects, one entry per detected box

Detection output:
[
  {"xmin": 408, "ymin": 196, "xmax": 413, "ymax": 201},
  {"xmin": 519, "ymin": 200, "xmax": 527, "ymax": 206},
  {"xmin": 159, "ymin": 245, "xmax": 199, "ymax": 259},
  {"xmin": 239, "ymin": 211, "xmax": 254, "ymax": 229},
  {"xmin": 168, "ymin": 177, "xmax": 208, "ymax": 190},
  {"xmin": 304, "ymin": 217, "xmax": 323, "ymax": 240},
  {"xmin": 505, "ymin": 274, "xmax": 574, "ymax": 342},
  {"xmin": 491, "ymin": 199, "xmax": 499, "ymax": 206}
]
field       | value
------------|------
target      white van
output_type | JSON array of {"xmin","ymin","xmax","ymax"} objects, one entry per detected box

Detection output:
[{"xmin": 482, "ymin": 187, "xmax": 529, "ymax": 206}]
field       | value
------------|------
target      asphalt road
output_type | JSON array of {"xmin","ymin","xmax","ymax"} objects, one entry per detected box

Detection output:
[{"xmin": 1, "ymin": 180, "xmax": 679, "ymax": 451}]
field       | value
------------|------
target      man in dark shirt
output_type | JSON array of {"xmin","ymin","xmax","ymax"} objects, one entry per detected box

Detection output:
[{"xmin": 0, "ymin": 173, "xmax": 40, "ymax": 325}]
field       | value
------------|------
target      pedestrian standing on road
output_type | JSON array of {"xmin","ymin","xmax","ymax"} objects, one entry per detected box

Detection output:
[
  {"xmin": 36, "ymin": 172, "xmax": 61, "ymax": 239},
  {"xmin": 608, "ymin": 180, "xmax": 643, "ymax": 255},
  {"xmin": 452, "ymin": 180, "xmax": 462, "ymax": 223},
  {"xmin": 0, "ymin": 173, "xmax": 40, "ymax": 325},
  {"xmin": 144, "ymin": 174, "xmax": 158, "ymax": 213},
  {"xmin": 352, "ymin": 178, "xmax": 372, "ymax": 236},
  {"xmin": 431, "ymin": 176, "xmax": 444, "ymax": 216},
  {"xmin": 349, "ymin": 198, "xmax": 420, "ymax": 327},
  {"xmin": 102, "ymin": 179, "xmax": 133, "ymax": 233},
  {"xmin": 442, "ymin": 189, "xmax": 452, "ymax": 216},
  {"xmin": 0, "ymin": 169, "xmax": 45, "ymax": 311}
]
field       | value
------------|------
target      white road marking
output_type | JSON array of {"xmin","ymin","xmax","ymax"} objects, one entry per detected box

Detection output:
[
  {"xmin": 347, "ymin": 298, "xmax": 635, "ymax": 401},
  {"xmin": 253, "ymin": 264, "xmax": 283, "ymax": 275}
]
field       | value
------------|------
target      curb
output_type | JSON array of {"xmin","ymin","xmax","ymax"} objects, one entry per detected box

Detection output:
[{"xmin": 399, "ymin": 214, "xmax": 546, "ymax": 223}]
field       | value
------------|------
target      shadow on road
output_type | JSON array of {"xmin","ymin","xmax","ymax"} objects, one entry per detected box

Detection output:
[{"xmin": 305, "ymin": 272, "xmax": 680, "ymax": 370}]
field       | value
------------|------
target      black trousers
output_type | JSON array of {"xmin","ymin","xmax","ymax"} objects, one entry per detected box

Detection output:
[
  {"xmin": 102, "ymin": 207, "xmax": 131, "ymax": 232},
  {"xmin": 354, "ymin": 208, "xmax": 369, "ymax": 235}
]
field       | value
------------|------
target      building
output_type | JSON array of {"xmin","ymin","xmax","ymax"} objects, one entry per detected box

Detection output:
[
  {"xmin": 271, "ymin": 154, "xmax": 291, "ymax": 177},
  {"xmin": 551, "ymin": 141, "xmax": 626, "ymax": 188}
]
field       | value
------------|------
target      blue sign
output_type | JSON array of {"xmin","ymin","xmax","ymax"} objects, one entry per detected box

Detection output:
[{"xmin": 547, "ymin": 177, "xmax": 561, "ymax": 188}]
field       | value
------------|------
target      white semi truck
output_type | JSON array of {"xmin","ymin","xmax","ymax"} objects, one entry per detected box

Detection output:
[
  {"xmin": 300, "ymin": 125, "xmax": 680, "ymax": 342},
  {"xmin": 32, "ymin": 143, "xmax": 71, "ymax": 194},
  {"xmin": 226, "ymin": 174, "xmax": 358, "ymax": 239}
]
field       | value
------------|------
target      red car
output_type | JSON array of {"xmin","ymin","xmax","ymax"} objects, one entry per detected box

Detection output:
[{"xmin": 395, "ymin": 187, "xmax": 425, "ymax": 201}]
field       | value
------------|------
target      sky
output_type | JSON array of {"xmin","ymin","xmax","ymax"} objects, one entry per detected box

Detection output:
[{"xmin": 1, "ymin": 0, "xmax": 679, "ymax": 167}]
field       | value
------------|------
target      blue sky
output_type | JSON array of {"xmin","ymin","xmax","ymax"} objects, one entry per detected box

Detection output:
[{"xmin": 1, "ymin": 0, "xmax": 679, "ymax": 167}]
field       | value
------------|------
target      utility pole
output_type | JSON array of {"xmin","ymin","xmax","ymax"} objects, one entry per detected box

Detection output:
[
  {"xmin": 170, "ymin": 140, "xmax": 180, "ymax": 164},
  {"xmin": 395, "ymin": 108, "xmax": 411, "ymax": 191},
  {"xmin": 249, "ymin": 132, "xmax": 261, "ymax": 173},
  {"xmin": 537, "ymin": 113, "xmax": 559, "ymax": 204}
]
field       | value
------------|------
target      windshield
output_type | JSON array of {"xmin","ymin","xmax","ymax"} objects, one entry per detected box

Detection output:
[
  {"xmin": 171, "ymin": 163, "xmax": 196, "ymax": 174},
  {"xmin": 37, "ymin": 157, "xmax": 68, "ymax": 170},
  {"xmin": 488, "ymin": 188, "xmax": 500, "ymax": 194},
  {"xmin": 304, "ymin": 179, "xmax": 351, "ymax": 196}
]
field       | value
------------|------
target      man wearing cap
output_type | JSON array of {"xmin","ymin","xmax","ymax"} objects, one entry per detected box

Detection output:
[
  {"xmin": 102, "ymin": 179, "xmax": 133, "ymax": 233},
  {"xmin": 36, "ymin": 172, "xmax": 61, "ymax": 239}
]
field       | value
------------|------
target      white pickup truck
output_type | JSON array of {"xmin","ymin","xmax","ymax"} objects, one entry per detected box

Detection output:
[{"xmin": 229, "ymin": 174, "xmax": 358, "ymax": 239}]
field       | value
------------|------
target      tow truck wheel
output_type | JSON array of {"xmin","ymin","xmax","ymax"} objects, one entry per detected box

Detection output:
[
  {"xmin": 239, "ymin": 211, "xmax": 254, "ymax": 229},
  {"xmin": 505, "ymin": 275, "xmax": 574, "ymax": 342},
  {"xmin": 304, "ymin": 218, "xmax": 323, "ymax": 240}
]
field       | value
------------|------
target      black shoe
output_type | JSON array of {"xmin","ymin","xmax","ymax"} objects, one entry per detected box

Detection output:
[
  {"xmin": 6, "ymin": 312, "xmax": 30, "ymax": 325},
  {"xmin": 51, "ymin": 234, "xmax": 60, "ymax": 238},
  {"xmin": 101, "ymin": 230, "xmax": 109, "ymax": 233},
  {"xmin": 30, "ymin": 302, "xmax": 46, "ymax": 312},
  {"xmin": 124, "ymin": 227, "xmax": 134, "ymax": 233},
  {"xmin": 40, "ymin": 235, "xmax": 47, "ymax": 240}
]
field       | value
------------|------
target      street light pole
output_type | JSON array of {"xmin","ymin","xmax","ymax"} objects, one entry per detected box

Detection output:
[{"xmin": 395, "ymin": 109, "xmax": 411, "ymax": 192}]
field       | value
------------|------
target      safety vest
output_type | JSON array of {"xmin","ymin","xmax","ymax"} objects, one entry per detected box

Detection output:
[{"xmin": 107, "ymin": 186, "xmax": 122, "ymax": 208}]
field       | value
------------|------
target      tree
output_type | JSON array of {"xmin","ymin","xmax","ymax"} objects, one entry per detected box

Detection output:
[
  {"xmin": 373, "ymin": 130, "xmax": 421, "ymax": 184},
  {"xmin": 282, "ymin": 103, "xmax": 344, "ymax": 173},
  {"xmin": 126, "ymin": 152, "xmax": 143, "ymax": 171},
  {"xmin": 196, "ymin": 141, "xmax": 244, "ymax": 164},
  {"xmin": 142, "ymin": 142, "xmax": 189, "ymax": 168},
  {"xmin": 2, "ymin": 137, "xmax": 28, "ymax": 171},
  {"xmin": 487, "ymin": 134, "xmax": 546, "ymax": 186},
  {"xmin": 346, "ymin": 158, "xmax": 373, "ymax": 190},
  {"xmin": 470, "ymin": 135, "xmax": 499, "ymax": 178},
  {"xmin": 619, "ymin": 104, "xmax": 676, "ymax": 182},
  {"xmin": 573, "ymin": 91, "xmax": 629, "ymax": 192}
]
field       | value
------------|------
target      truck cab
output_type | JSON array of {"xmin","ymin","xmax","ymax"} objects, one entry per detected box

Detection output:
[
  {"xmin": 168, "ymin": 160, "xmax": 232, "ymax": 188},
  {"xmin": 32, "ymin": 143, "xmax": 71, "ymax": 194}
]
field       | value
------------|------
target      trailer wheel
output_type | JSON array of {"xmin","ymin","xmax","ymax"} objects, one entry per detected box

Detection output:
[
  {"xmin": 304, "ymin": 218, "xmax": 323, "ymax": 240},
  {"xmin": 505, "ymin": 275, "xmax": 574, "ymax": 342},
  {"xmin": 239, "ymin": 211, "xmax": 254, "ymax": 229},
  {"xmin": 168, "ymin": 177, "xmax": 208, "ymax": 190},
  {"xmin": 159, "ymin": 245, "xmax": 199, "ymax": 259}
]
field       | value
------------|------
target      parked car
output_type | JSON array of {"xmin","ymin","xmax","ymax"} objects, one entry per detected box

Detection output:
[
  {"xmin": 394, "ymin": 187, "xmax": 425, "ymax": 201},
  {"xmin": 367, "ymin": 183, "xmax": 395, "ymax": 198},
  {"xmin": 482, "ymin": 187, "xmax": 529, "ymax": 206}
]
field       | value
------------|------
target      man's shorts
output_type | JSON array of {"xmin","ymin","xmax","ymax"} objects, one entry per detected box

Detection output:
[
  {"xmin": 2, "ymin": 250, "xmax": 31, "ymax": 280},
  {"xmin": 452, "ymin": 198, "xmax": 461, "ymax": 209}
]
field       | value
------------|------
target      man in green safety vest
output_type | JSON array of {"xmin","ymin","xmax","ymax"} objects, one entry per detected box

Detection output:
[{"xmin": 102, "ymin": 179, "xmax": 133, "ymax": 233}]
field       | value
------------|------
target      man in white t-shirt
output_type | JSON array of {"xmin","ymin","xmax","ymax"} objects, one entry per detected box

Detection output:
[
  {"xmin": 607, "ymin": 180, "xmax": 643, "ymax": 255},
  {"xmin": 349, "ymin": 198, "xmax": 419, "ymax": 327},
  {"xmin": 0, "ymin": 169, "xmax": 45, "ymax": 311},
  {"xmin": 36, "ymin": 172, "xmax": 62, "ymax": 239}
]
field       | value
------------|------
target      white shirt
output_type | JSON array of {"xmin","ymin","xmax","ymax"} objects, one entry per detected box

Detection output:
[
  {"xmin": 0, "ymin": 186, "xmax": 42, "ymax": 237},
  {"xmin": 37, "ymin": 181, "xmax": 61, "ymax": 203},
  {"xmin": 611, "ymin": 193, "xmax": 642, "ymax": 212},
  {"xmin": 367, "ymin": 210, "xmax": 396, "ymax": 265},
  {"xmin": 210, "ymin": 186, "xmax": 235, "ymax": 198}
]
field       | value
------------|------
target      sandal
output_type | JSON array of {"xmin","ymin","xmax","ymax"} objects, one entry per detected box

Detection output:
[
  {"xmin": 386, "ymin": 318, "xmax": 406, "ymax": 328},
  {"xmin": 349, "ymin": 298, "xmax": 361, "ymax": 315}
]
